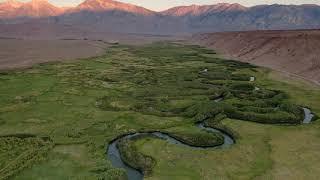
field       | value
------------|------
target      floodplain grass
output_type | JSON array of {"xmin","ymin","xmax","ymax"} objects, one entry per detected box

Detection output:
[
  {"xmin": 0, "ymin": 42, "xmax": 318, "ymax": 179},
  {"xmin": 139, "ymin": 66, "xmax": 320, "ymax": 180},
  {"xmin": 0, "ymin": 136, "xmax": 54, "ymax": 180}
]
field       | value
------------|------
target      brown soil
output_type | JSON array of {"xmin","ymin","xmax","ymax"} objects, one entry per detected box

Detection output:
[
  {"xmin": 0, "ymin": 39, "xmax": 107, "ymax": 70},
  {"xmin": 191, "ymin": 30, "xmax": 320, "ymax": 85},
  {"xmin": 0, "ymin": 23, "xmax": 181, "ymax": 44},
  {"xmin": 0, "ymin": 22, "xmax": 183, "ymax": 70}
]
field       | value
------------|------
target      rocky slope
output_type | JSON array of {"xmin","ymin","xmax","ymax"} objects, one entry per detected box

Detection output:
[{"xmin": 191, "ymin": 30, "xmax": 320, "ymax": 85}]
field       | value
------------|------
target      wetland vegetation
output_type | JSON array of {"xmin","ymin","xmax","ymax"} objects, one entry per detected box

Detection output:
[{"xmin": 0, "ymin": 42, "xmax": 319, "ymax": 180}]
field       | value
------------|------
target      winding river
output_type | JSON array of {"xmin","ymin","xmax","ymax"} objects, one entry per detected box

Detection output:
[
  {"xmin": 107, "ymin": 77, "xmax": 315, "ymax": 180},
  {"xmin": 107, "ymin": 122, "xmax": 235, "ymax": 180},
  {"xmin": 303, "ymin": 107, "xmax": 314, "ymax": 124},
  {"xmin": 107, "ymin": 107, "xmax": 314, "ymax": 180},
  {"xmin": 107, "ymin": 134, "xmax": 144, "ymax": 180},
  {"xmin": 250, "ymin": 76, "xmax": 315, "ymax": 124}
]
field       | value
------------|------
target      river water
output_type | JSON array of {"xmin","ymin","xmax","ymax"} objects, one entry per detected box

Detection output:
[
  {"xmin": 107, "ymin": 122, "xmax": 235, "ymax": 180},
  {"xmin": 303, "ymin": 107, "xmax": 314, "ymax": 124}
]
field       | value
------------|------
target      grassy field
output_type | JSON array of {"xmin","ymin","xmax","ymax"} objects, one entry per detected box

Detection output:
[{"xmin": 0, "ymin": 42, "xmax": 318, "ymax": 180}]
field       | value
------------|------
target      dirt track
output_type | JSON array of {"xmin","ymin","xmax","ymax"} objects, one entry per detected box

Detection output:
[
  {"xmin": 191, "ymin": 30, "xmax": 320, "ymax": 85},
  {"xmin": 0, "ymin": 39, "xmax": 107, "ymax": 70}
]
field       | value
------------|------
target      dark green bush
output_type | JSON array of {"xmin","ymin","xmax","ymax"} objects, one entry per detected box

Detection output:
[
  {"xmin": 227, "ymin": 110, "xmax": 301, "ymax": 124},
  {"xmin": 279, "ymin": 103, "xmax": 304, "ymax": 121},
  {"xmin": 230, "ymin": 83, "xmax": 255, "ymax": 91},
  {"xmin": 231, "ymin": 74, "xmax": 251, "ymax": 81},
  {"xmin": 251, "ymin": 89, "xmax": 278, "ymax": 99},
  {"xmin": 168, "ymin": 131, "xmax": 224, "ymax": 147},
  {"xmin": 183, "ymin": 101, "xmax": 224, "ymax": 121},
  {"xmin": 117, "ymin": 138, "xmax": 156, "ymax": 176},
  {"xmin": 238, "ymin": 106, "xmax": 276, "ymax": 114},
  {"xmin": 0, "ymin": 136, "xmax": 54, "ymax": 179}
]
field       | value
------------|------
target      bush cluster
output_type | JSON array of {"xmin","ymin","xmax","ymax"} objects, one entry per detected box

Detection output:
[
  {"xmin": 168, "ymin": 131, "xmax": 224, "ymax": 147},
  {"xmin": 0, "ymin": 136, "xmax": 54, "ymax": 179},
  {"xmin": 117, "ymin": 137, "xmax": 156, "ymax": 176}
]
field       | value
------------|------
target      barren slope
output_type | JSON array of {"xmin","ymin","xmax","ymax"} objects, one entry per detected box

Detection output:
[{"xmin": 192, "ymin": 30, "xmax": 320, "ymax": 85}]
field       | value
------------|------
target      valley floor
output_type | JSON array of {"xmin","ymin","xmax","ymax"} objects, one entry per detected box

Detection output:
[{"xmin": 0, "ymin": 42, "xmax": 319, "ymax": 180}]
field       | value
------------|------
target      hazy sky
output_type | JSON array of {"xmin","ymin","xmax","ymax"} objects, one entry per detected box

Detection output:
[{"xmin": 3, "ymin": 0, "xmax": 320, "ymax": 11}]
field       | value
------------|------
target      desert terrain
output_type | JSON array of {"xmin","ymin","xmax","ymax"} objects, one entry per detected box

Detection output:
[
  {"xmin": 0, "ymin": 38, "xmax": 107, "ymax": 70},
  {"xmin": 191, "ymin": 30, "xmax": 320, "ymax": 85},
  {"xmin": 0, "ymin": 32, "xmax": 178, "ymax": 70}
]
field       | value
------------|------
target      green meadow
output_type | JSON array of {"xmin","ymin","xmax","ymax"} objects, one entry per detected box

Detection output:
[{"xmin": 0, "ymin": 42, "xmax": 319, "ymax": 180}]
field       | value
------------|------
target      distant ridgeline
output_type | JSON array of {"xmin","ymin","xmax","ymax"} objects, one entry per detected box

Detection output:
[{"xmin": 0, "ymin": 0, "xmax": 320, "ymax": 34}]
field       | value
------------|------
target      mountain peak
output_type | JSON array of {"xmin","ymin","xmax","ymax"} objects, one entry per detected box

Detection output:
[
  {"xmin": 0, "ymin": 0, "xmax": 24, "ymax": 18},
  {"xmin": 31, "ymin": 0, "xmax": 48, "ymax": 2},
  {"xmin": 28, "ymin": 0, "xmax": 50, "ymax": 6},
  {"xmin": 6, "ymin": 0, "xmax": 21, "ymax": 3},
  {"xmin": 2, "ymin": 0, "xmax": 24, "ymax": 8},
  {"xmin": 216, "ymin": 3, "xmax": 248, "ymax": 11},
  {"xmin": 162, "ymin": 3, "xmax": 248, "ymax": 16},
  {"xmin": 9, "ymin": 0, "xmax": 63, "ymax": 17},
  {"xmin": 7, "ymin": 0, "xmax": 19, "ymax": 3},
  {"xmin": 75, "ymin": 0, "xmax": 154, "ymax": 15}
]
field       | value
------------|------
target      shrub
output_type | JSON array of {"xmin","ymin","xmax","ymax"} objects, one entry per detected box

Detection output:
[
  {"xmin": 229, "ymin": 83, "xmax": 255, "ymax": 91},
  {"xmin": 183, "ymin": 101, "xmax": 224, "ymax": 121},
  {"xmin": 168, "ymin": 130, "xmax": 224, "ymax": 147},
  {"xmin": 117, "ymin": 138, "xmax": 156, "ymax": 176},
  {"xmin": 231, "ymin": 74, "xmax": 251, "ymax": 81},
  {"xmin": 0, "ymin": 136, "xmax": 54, "ymax": 179},
  {"xmin": 238, "ymin": 106, "xmax": 276, "ymax": 114},
  {"xmin": 199, "ymin": 71, "xmax": 231, "ymax": 80},
  {"xmin": 227, "ymin": 110, "xmax": 301, "ymax": 124}
]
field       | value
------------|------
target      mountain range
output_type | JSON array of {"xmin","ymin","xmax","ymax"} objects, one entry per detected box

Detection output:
[{"xmin": 0, "ymin": 0, "xmax": 320, "ymax": 34}]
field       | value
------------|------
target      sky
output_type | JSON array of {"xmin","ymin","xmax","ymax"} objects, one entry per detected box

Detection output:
[{"xmin": 3, "ymin": 0, "xmax": 320, "ymax": 11}]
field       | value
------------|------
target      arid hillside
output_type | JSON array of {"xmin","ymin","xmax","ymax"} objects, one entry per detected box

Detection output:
[{"xmin": 191, "ymin": 30, "xmax": 320, "ymax": 85}]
